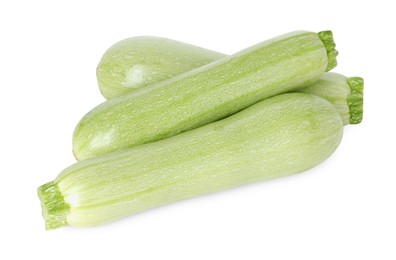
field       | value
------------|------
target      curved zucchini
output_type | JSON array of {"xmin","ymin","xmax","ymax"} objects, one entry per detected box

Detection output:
[
  {"xmin": 74, "ymin": 30, "xmax": 338, "ymax": 160},
  {"xmin": 39, "ymin": 93, "xmax": 343, "ymax": 229},
  {"xmin": 97, "ymin": 36, "xmax": 362, "ymax": 125}
]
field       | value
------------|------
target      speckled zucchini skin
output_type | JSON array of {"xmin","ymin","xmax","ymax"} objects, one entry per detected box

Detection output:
[
  {"xmin": 74, "ymin": 31, "xmax": 337, "ymax": 160},
  {"xmin": 40, "ymin": 93, "xmax": 343, "ymax": 229}
]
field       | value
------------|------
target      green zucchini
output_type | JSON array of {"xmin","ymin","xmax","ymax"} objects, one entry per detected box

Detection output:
[
  {"xmin": 39, "ymin": 93, "xmax": 343, "ymax": 229},
  {"xmin": 298, "ymin": 73, "xmax": 363, "ymax": 125},
  {"xmin": 97, "ymin": 36, "xmax": 226, "ymax": 99},
  {"xmin": 97, "ymin": 36, "xmax": 362, "ymax": 125},
  {"xmin": 73, "ymin": 30, "xmax": 338, "ymax": 160}
]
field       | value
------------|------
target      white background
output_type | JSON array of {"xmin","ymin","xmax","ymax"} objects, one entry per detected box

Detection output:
[{"xmin": 1, "ymin": 0, "xmax": 395, "ymax": 259}]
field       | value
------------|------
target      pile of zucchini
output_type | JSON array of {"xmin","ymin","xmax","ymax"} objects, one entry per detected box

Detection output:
[{"xmin": 38, "ymin": 30, "xmax": 363, "ymax": 229}]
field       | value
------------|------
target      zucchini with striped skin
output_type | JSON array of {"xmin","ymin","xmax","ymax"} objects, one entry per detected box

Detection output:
[
  {"xmin": 298, "ymin": 73, "xmax": 363, "ymax": 125},
  {"xmin": 97, "ymin": 36, "xmax": 362, "ymax": 125},
  {"xmin": 39, "ymin": 93, "xmax": 343, "ymax": 229},
  {"xmin": 97, "ymin": 36, "xmax": 225, "ymax": 99},
  {"xmin": 73, "ymin": 30, "xmax": 338, "ymax": 160}
]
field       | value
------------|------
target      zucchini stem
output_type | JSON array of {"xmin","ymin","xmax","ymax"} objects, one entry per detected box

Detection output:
[
  {"xmin": 347, "ymin": 77, "xmax": 364, "ymax": 124},
  {"xmin": 38, "ymin": 182, "xmax": 69, "ymax": 230},
  {"xmin": 318, "ymin": 31, "xmax": 338, "ymax": 71}
]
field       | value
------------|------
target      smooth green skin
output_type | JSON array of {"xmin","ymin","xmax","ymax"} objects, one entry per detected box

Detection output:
[
  {"xmin": 39, "ymin": 93, "xmax": 343, "ymax": 229},
  {"xmin": 298, "ymin": 74, "xmax": 363, "ymax": 125},
  {"xmin": 97, "ymin": 36, "xmax": 226, "ymax": 99},
  {"xmin": 97, "ymin": 36, "xmax": 359, "ymax": 125},
  {"xmin": 74, "ymin": 31, "xmax": 336, "ymax": 160},
  {"xmin": 298, "ymin": 73, "xmax": 351, "ymax": 123},
  {"xmin": 298, "ymin": 73, "xmax": 352, "ymax": 125}
]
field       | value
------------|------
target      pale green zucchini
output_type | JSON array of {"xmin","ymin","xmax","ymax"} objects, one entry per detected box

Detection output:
[
  {"xmin": 74, "ymin": 31, "xmax": 338, "ymax": 160},
  {"xmin": 97, "ymin": 36, "xmax": 362, "ymax": 125},
  {"xmin": 298, "ymin": 73, "xmax": 363, "ymax": 125},
  {"xmin": 97, "ymin": 36, "xmax": 226, "ymax": 99},
  {"xmin": 39, "ymin": 93, "xmax": 343, "ymax": 229}
]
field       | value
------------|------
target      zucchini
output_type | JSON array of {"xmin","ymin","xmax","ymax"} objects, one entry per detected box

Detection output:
[
  {"xmin": 74, "ymin": 30, "xmax": 338, "ymax": 160},
  {"xmin": 97, "ymin": 36, "xmax": 226, "ymax": 99},
  {"xmin": 97, "ymin": 36, "xmax": 362, "ymax": 125},
  {"xmin": 39, "ymin": 93, "xmax": 343, "ymax": 229},
  {"xmin": 298, "ymin": 73, "xmax": 363, "ymax": 125}
]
